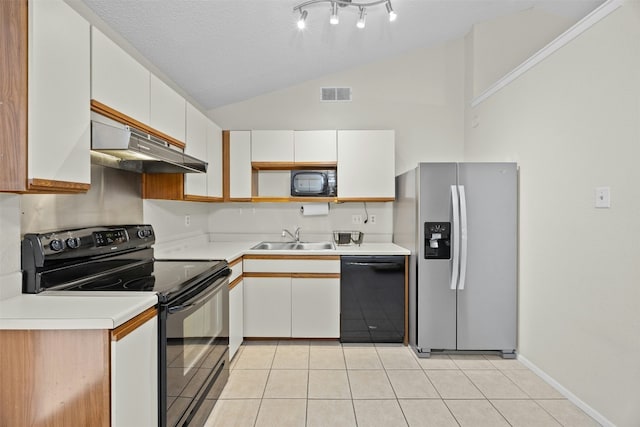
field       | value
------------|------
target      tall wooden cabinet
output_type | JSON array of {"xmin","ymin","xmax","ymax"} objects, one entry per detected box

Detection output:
[{"xmin": 1, "ymin": 0, "xmax": 91, "ymax": 193}]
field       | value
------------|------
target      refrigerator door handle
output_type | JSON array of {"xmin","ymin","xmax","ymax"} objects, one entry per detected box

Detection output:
[
  {"xmin": 450, "ymin": 185, "xmax": 460, "ymax": 290},
  {"xmin": 458, "ymin": 185, "xmax": 468, "ymax": 290}
]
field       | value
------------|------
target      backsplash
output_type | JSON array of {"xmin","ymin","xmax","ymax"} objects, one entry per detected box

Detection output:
[
  {"xmin": 21, "ymin": 165, "xmax": 143, "ymax": 233},
  {"xmin": 208, "ymin": 202, "xmax": 393, "ymax": 243}
]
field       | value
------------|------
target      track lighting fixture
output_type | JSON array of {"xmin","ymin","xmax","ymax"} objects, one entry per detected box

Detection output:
[
  {"xmin": 356, "ymin": 7, "xmax": 366, "ymax": 29},
  {"xmin": 385, "ymin": 0, "xmax": 397, "ymax": 21},
  {"xmin": 329, "ymin": 2, "xmax": 339, "ymax": 25},
  {"xmin": 297, "ymin": 9, "xmax": 308, "ymax": 29},
  {"xmin": 293, "ymin": 0, "xmax": 397, "ymax": 30}
]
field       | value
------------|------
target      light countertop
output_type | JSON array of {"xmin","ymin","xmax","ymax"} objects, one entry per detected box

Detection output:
[
  {"xmin": 0, "ymin": 292, "xmax": 157, "ymax": 330},
  {"xmin": 0, "ymin": 240, "xmax": 409, "ymax": 331},
  {"xmin": 154, "ymin": 241, "xmax": 410, "ymax": 261}
]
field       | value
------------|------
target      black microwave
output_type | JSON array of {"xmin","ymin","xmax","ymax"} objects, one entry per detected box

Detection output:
[{"xmin": 291, "ymin": 170, "xmax": 337, "ymax": 197}]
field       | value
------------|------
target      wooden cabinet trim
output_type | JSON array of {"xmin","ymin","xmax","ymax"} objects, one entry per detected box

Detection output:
[
  {"xmin": 229, "ymin": 256, "xmax": 243, "ymax": 267},
  {"xmin": 142, "ymin": 173, "xmax": 184, "ymax": 200},
  {"xmin": 91, "ymin": 100, "xmax": 186, "ymax": 150},
  {"xmin": 28, "ymin": 178, "xmax": 90, "ymax": 193},
  {"xmin": 251, "ymin": 162, "xmax": 337, "ymax": 170},
  {"xmin": 184, "ymin": 194, "xmax": 224, "ymax": 203},
  {"xmin": 0, "ymin": 0, "xmax": 28, "ymax": 192},
  {"xmin": 111, "ymin": 306, "xmax": 157, "ymax": 342},
  {"xmin": 244, "ymin": 272, "xmax": 340, "ymax": 279},
  {"xmin": 404, "ymin": 255, "xmax": 409, "ymax": 345},
  {"xmin": 291, "ymin": 273, "xmax": 341, "ymax": 279},
  {"xmin": 229, "ymin": 275, "xmax": 243, "ymax": 290},
  {"xmin": 0, "ymin": 329, "xmax": 111, "ymax": 426},
  {"xmin": 244, "ymin": 254, "xmax": 340, "ymax": 261},
  {"xmin": 337, "ymin": 197, "xmax": 395, "ymax": 202}
]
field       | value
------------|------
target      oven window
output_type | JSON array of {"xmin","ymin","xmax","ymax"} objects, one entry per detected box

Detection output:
[{"xmin": 165, "ymin": 283, "xmax": 228, "ymax": 426}]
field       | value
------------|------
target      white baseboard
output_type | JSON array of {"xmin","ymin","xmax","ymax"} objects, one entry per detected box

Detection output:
[{"xmin": 517, "ymin": 354, "xmax": 614, "ymax": 427}]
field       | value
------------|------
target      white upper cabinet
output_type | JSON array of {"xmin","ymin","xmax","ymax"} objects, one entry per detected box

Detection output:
[
  {"xmin": 91, "ymin": 26, "xmax": 150, "ymax": 124},
  {"xmin": 294, "ymin": 131, "xmax": 337, "ymax": 163},
  {"xmin": 251, "ymin": 130, "xmax": 294, "ymax": 162},
  {"xmin": 185, "ymin": 103, "xmax": 208, "ymax": 197},
  {"xmin": 185, "ymin": 103, "xmax": 223, "ymax": 199},
  {"xmin": 28, "ymin": 0, "xmax": 90, "ymax": 186},
  {"xmin": 206, "ymin": 120, "xmax": 223, "ymax": 198},
  {"xmin": 337, "ymin": 130, "xmax": 395, "ymax": 200},
  {"xmin": 149, "ymin": 74, "xmax": 186, "ymax": 142},
  {"xmin": 229, "ymin": 131, "xmax": 252, "ymax": 199}
]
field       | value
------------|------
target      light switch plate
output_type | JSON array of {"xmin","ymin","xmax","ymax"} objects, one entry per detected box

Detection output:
[{"xmin": 595, "ymin": 187, "xmax": 610, "ymax": 208}]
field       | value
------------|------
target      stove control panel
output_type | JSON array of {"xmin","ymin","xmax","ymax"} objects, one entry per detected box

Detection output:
[{"xmin": 93, "ymin": 228, "xmax": 128, "ymax": 247}]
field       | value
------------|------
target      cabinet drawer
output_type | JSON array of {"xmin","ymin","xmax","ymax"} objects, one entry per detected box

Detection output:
[{"xmin": 243, "ymin": 257, "xmax": 340, "ymax": 274}]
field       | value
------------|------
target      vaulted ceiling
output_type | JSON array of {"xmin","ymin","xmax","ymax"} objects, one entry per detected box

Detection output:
[{"xmin": 80, "ymin": 0, "xmax": 603, "ymax": 109}]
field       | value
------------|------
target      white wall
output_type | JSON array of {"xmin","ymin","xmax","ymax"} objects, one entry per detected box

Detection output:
[
  {"xmin": 208, "ymin": 202, "xmax": 392, "ymax": 243},
  {"xmin": 142, "ymin": 199, "xmax": 211, "ymax": 245},
  {"xmin": 465, "ymin": 2, "xmax": 640, "ymax": 426},
  {"xmin": 209, "ymin": 40, "xmax": 466, "ymax": 176},
  {"xmin": 469, "ymin": 8, "xmax": 572, "ymax": 98},
  {"xmin": 0, "ymin": 195, "xmax": 22, "ymax": 300},
  {"xmin": 21, "ymin": 165, "xmax": 143, "ymax": 232}
]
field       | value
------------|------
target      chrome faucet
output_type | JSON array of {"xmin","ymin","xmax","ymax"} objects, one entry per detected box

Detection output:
[{"xmin": 282, "ymin": 227, "xmax": 301, "ymax": 242}]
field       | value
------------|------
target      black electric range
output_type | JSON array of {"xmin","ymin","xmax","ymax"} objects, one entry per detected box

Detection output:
[{"xmin": 21, "ymin": 224, "xmax": 231, "ymax": 427}]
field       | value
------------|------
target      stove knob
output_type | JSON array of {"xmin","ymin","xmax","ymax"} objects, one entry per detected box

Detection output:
[
  {"xmin": 145, "ymin": 229, "xmax": 153, "ymax": 237},
  {"xmin": 137, "ymin": 230, "xmax": 146, "ymax": 239},
  {"xmin": 50, "ymin": 239, "xmax": 64, "ymax": 252},
  {"xmin": 66, "ymin": 237, "xmax": 80, "ymax": 249}
]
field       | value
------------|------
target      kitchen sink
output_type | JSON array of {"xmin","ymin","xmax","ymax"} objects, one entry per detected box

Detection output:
[{"xmin": 251, "ymin": 241, "xmax": 335, "ymax": 251}]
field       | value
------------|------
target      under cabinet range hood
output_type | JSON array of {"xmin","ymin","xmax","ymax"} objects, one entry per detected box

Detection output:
[{"xmin": 90, "ymin": 114, "xmax": 207, "ymax": 174}]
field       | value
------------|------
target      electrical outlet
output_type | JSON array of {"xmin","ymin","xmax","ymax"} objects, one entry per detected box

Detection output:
[
  {"xmin": 352, "ymin": 214, "xmax": 363, "ymax": 224},
  {"xmin": 369, "ymin": 214, "xmax": 377, "ymax": 224},
  {"xmin": 185, "ymin": 215, "xmax": 191, "ymax": 226}
]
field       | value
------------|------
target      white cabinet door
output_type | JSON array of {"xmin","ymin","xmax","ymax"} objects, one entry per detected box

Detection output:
[
  {"xmin": 91, "ymin": 26, "xmax": 150, "ymax": 124},
  {"xmin": 206, "ymin": 120, "xmax": 223, "ymax": 198},
  {"xmin": 185, "ymin": 104, "xmax": 223, "ymax": 199},
  {"xmin": 229, "ymin": 281, "xmax": 243, "ymax": 359},
  {"xmin": 149, "ymin": 74, "xmax": 186, "ymax": 142},
  {"xmin": 111, "ymin": 315, "xmax": 158, "ymax": 427},
  {"xmin": 337, "ymin": 130, "xmax": 395, "ymax": 199},
  {"xmin": 185, "ymin": 103, "xmax": 208, "ymax": 197},
  {"xmin": 28, "ymin": 0, "xmax": 90, "ymax": 185},
  {"xmin": 243, "ymin": 277, "xmax": 291, "ymax": 337},
  {"xmin": 291, "ymin": 278, "xmax": 340, "ymax": 338},
  {"xmin": 294, "ymin": 131, "xmax": 337, "ymax": 163},
  {"xmin": 229, "ymin": 131, "xmax": 252, "ymax": 199},
  {"xmin": 251, "ymin": 130, "xmax": 294, "ymax": 162}
]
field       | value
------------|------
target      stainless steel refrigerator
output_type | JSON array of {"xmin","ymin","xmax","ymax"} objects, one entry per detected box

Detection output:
[{"xmin": 394, "ymin": 163, "xmax": 517, "ymax": 358}]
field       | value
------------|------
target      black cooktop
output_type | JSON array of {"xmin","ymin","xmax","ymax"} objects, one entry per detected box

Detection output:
[{"xmin": 43, "ymin": 258, "xmax": 228, "ymax": 300}]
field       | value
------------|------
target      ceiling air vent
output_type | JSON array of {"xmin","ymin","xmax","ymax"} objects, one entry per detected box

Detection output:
[{"xmin": 321, "ymin": 87, "xmax": 352, "ymax": 102}]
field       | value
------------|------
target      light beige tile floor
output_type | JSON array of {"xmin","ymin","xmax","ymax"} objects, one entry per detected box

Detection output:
[{"xmin": 205, "ymin": 341, "xmax": 601, "ymax": 427}]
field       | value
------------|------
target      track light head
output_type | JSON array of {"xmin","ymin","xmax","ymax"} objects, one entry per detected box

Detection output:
[
  {"xmin": 385, "ymin": 1, "xmax": 397, "ymax": 22},
  {"xmin": 329, "ymin": 2, "xmax": 339, "ymax": 25},
  {"xmin": 297, "ymin": 9, "xmax": 308, "ymax": 29},
  {"xmin": 356, "ymin": 7, "xmax": 366, "ymax": 29}
]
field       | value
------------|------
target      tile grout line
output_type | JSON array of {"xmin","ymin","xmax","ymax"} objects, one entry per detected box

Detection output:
[{"xmin": 375, "ymin": 345, "xmax": 410, "ymax": 427}]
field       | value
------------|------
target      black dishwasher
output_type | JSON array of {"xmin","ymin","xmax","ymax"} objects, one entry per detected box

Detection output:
[{"xmin": 340, "ymin": 256, "xmax": 405, "ymax": 343}]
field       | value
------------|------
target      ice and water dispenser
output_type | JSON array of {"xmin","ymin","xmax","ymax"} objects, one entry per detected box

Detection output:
[{"xmin": 424, "ymin": 222, "xmax": 451, "ymax": 259}]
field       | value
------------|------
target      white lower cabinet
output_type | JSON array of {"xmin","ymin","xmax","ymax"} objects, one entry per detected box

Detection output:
[
  {"xmin": 111, "ymin": 313, "xmax": 158, "ymax": 427},
  {"xmin": 243, "ymin": 277, "xmax": 292, "ymax": 337},
  {"xmin": 291, "ymin": 278, "xmax": 340, "ymax": 338},
  {"xmin": 229, "ymin": 280, "xmax": 244, "ymax": 358},
  {"xmin": 243, "ymin": 256, "xmax": 340, "ymax": 338}
]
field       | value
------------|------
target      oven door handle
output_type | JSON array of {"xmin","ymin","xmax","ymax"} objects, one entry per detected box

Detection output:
[{"xmin": 168, "ymin": 276, "xmax": 227, "ymax": 314}]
